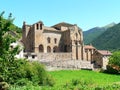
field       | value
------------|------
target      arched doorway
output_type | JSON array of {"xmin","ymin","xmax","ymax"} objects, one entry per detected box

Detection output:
[
  {"xmin": 39, "ymin": 44, "xmax": 44, "ymax": 52},
  {"xmin": 47, "ymin": 46, "xmax": 51, "ymax": 52},
  {"xmin": 53, "ymin": 46, "xmax": 58, "ymax": 52}
]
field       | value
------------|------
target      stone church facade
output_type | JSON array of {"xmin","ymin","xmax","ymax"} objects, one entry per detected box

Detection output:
[{"xmin": 22, "ymin": 21, "xmax": 111, "ymax": 69}]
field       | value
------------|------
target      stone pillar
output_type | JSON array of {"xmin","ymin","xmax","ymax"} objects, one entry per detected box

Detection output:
[
  {"xmin": 34, "ymin": 46, "xmax": 39, "ymax": 53},
  {"xmin": 77, "ymin": 45, "xmax": 81, "ymax": 60},
  {"xmin": 72, "ymin": 45, "xmax": 76, "ymax": 60},
  {"xmin": 81, "ymin": 46, "xmax": 84, "ymax": 60},
  {"xmin": 71, "ymin": 40, "xmax": 76, "ymax": 60},
  {"xmin": 44, "ymin": 45, "xmax": 47, "ymax": 53}
]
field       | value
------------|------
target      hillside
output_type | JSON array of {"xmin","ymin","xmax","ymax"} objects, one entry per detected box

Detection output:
[
  {"xmin": 91, "ymin": 23, "xmax": 120, "ymax": 50},
  {"xmin": 83, "ymin": 23, "xmax": 116, "ymax": 44}
]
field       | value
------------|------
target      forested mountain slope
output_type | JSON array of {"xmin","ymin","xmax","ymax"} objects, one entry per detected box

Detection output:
[{"xmin": 91, "ymin": 23, "xmax": 120, "ymax": 50}]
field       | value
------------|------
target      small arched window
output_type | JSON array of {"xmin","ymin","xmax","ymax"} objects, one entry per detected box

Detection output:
[
  {"xmin": 47, "ymin": 37, "xmax": 51, "ymax": 43},
  {"xmin": 47, "ymin": 46, "xmax": 51, "ymax": 52},
  {"xmin": 40, "ymin": 23, "xmax": 42, "ymax": 30},
  {"xmin": 39, "ymin": 44, "xmax": 44, "ymax": 52},
  {"xmin": 36, "ymin": 23, "xmax": 39, "ymax": 30},
  {"xmin": 54, "ymin": 38, "xmax": 57, "ymax": 44}
]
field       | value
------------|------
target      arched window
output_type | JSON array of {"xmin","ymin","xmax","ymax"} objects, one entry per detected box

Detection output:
[
  {"xmin": 53, "ymin": 46, "xmax": 58, "ymax": 52},
  {"xmin": 47, "ymin": 46, "xmax": 51, "ymax": 52},
  {"xmin": 36, "ymin": 23, "xmax": 39, "ymax": 30},
  {"xmin": 39, "ymin": 44, "xmax": 44, "ymax": 52},
  {"xmin": 47, "ymin": 37, "xmax": 51, "ymax": 43},
  {"xmin": 40, "ymin": 23, "xmax": 42, "ymax": 30},
  {"xmin": 54, "ymin": 38, "xmax": 57, "ymax": 44}
]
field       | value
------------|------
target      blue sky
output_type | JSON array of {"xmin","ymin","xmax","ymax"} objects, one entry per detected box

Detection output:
[{"xmin": 0, "ymin": 0, "xmax": 120, "ymax": 31}]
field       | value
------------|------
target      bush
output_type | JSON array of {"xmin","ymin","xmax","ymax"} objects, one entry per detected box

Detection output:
[
  {"xmin": 106, "ymin": 65, "xmax": 119, "ymax": 74},
  {"xmin": 32, "ymin": 62, "xmax": 55, "ymax": 86},
  {"xmin": 106, "ymin": 51, "xmax": 120, "ymax": 74},
  {"xmin": 0, "ymin": 59, "xmax": 55, "ymax": 87},
  {"xmin": 109, "ymin": 51, "xmax": 120, "ymax": 66},
  {"xmin": 15, "ymin": 78, "xmax": 32, "ymax": 86}
]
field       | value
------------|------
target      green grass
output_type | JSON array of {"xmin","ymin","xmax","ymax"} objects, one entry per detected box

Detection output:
[
  {"xmin": 49, "ymin": 70, "xmax": 120, "ymax": 86},
  {"xmin": 10, "ymin": 70, "xmax": 120, "ymax": 90}
]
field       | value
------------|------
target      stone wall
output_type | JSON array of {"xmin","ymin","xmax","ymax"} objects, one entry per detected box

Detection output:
[
  {"xmin": 37, "ymin": 53, "xmax": 72, "ymax": 61},
  {"xmin": 24, "ymin": 52, "xmax": 93, "ymax": 70},
  {"xmin": 41, "ymin": 60, "xmax": 94, "ymax": 70}
]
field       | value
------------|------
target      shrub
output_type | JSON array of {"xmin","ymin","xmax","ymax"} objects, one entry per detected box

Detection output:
[
  {"xmin": 106, "ymin": 51, "xmax": 120, "ymax": 74},
  {"xmin": 0, "ymin": 59, "xmax": 55, "ymax": 87},
  {"xmin": 32, "ymin": 62, "xmax": 55, "ymax": 86},
  {"xmin": 15, "ymin": 78, "xmax": 32, "ymax": 86},
  {"xmin": 45, "ymin": 74, "xmax": 55, "ymax": 86},
  {"xmin": 109, "ymin": 51, "xmax": 120, "ymax": 66}
]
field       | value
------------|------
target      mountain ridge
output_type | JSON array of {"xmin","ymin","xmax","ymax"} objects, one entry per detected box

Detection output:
[
  {"xmin": 91, "ymin": 23, "xmax": 120, "ymax": 50},
  {"xmin": 83, "ymin": 22, "xmax": 116, "ymax": 44}
]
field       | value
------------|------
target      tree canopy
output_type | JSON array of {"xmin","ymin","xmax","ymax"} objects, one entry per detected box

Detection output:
[
  {"xmin": 0, "ymin": 12, "xmax": 55, "ymax": 90},
  {"xmin": 109, "ymin": 51, "xmax": 120, "ymax": 66}
]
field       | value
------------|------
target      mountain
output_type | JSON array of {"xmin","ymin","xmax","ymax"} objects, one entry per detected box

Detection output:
[
  {"xmin": 83, "ymin": 23, "xmax": 116, "ymax": 44},
  {"xmin": 91, "ymin": 23, "xmax": 120, "ymax": 50}
]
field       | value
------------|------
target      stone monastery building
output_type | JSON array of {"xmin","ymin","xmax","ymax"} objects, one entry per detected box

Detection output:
[{"xmin": 22, "ymin": 21, "xmax": 111, "ymax": 69}]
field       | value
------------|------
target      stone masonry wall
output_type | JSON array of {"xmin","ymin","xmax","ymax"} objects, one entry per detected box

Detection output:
[{"xmin": 37, "ymin": 53, "xmax": 72, "ymax": 61}]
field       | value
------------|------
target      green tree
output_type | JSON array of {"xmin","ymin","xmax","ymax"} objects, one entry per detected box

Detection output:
[
  {"xmin": 0, "ymin": 12, "xmax": 55, "ymax": 87},
  {"xmin": 0, "ymin": 11, "xmax": 20, "ymax": 81},
  {"xmin": 107, "ymin": 51, "xmax": 120, "ymax": 74},
  {"xmin": 109, "ymin": 51, "xmax": 120, "ymax": 66}
]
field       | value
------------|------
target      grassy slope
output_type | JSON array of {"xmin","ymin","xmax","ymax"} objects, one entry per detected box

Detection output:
[
  {"xmin": 10, "ymin": 70, "xmax": 120, "ymax": 90},
  {"xmin": 49, "ymin": 70, "xmax": 120, "ymax": 86}
]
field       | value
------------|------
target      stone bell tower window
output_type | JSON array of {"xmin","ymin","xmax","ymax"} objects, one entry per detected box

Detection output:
[
  {"xmin": 40, "ymin": 23, "xmax": 42, "ymax": 30},
  {"xmin": 36, "ymin": 23, "xmax": 39, "ymax": 30}
]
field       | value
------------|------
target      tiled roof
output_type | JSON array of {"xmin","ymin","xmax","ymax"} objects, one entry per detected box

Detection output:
[
  {"xmin": 44, "ymin": 26, "xmax": 57, "ymax": 31},
  {"xmin": 52, "ymin": 22, "xmax": 74, "ymax": 27},
  {"xmin": 84, "ymin": 45, "xmax": 95, "ymax": 49},
  {"xmin": 43, "ymin": 26, "xmax": 62, "ymax": 32},
  {"xmin": 98, "ymin": 50, "xmax": 112, "ymax": 56}
]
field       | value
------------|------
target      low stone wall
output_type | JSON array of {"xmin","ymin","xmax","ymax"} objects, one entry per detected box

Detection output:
[
  {"xmin": 40, "ymin": 60, "xmax": 94, "ymax": 70},
  {"xmin": 37, "ymin": 53, "xmax": 72, "ymax": 61},
  {"xmin": 24, "ymin": 52, "xmax": 93, "ymax": 70}
]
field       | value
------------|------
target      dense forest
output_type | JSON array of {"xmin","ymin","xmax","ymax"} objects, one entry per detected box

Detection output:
[
  {"xmin": 91, "ymin": 23, "xmax": 120, "ymax": 50},
  {"xmin": 83, "ymin": 23, "xmax": 115, "ymax": 44}
]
